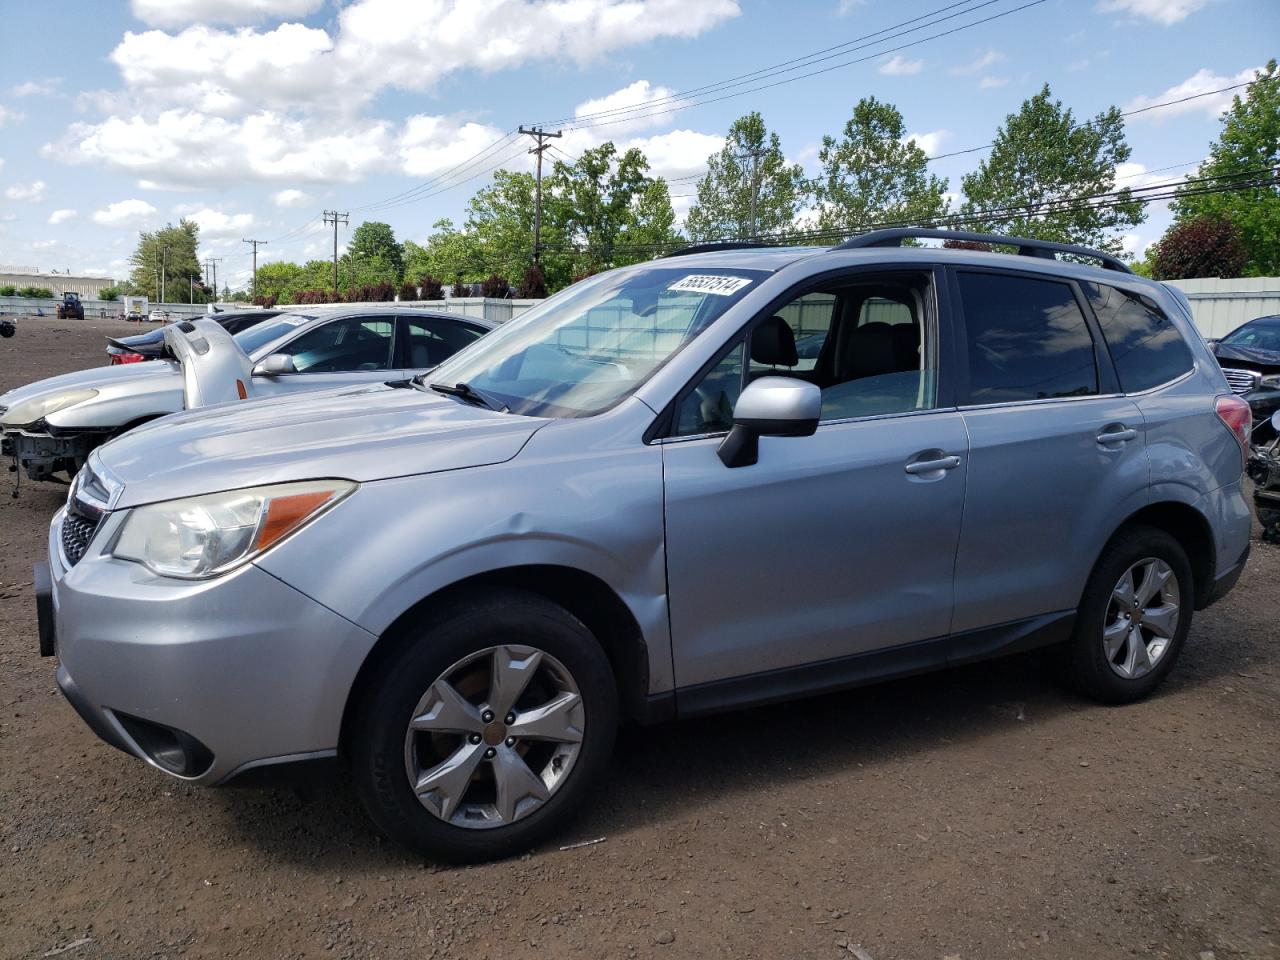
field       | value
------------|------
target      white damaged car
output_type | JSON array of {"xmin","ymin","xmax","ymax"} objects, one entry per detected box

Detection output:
[{"xmin": 0, "ymin": 305, "xmax": 494, "ymax": 482}]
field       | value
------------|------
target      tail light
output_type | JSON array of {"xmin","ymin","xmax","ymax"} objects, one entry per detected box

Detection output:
[{"xmin": 1215, "ymin": 394, "xmax": 1251, "ymax": 469}]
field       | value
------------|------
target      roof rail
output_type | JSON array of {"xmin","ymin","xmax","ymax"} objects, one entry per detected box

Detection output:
[
  {"xmin": 661, "ymin": 241, "xmax": 780, "ymax": 258},
  {"xmin": 832, "ymin": 228, "xmax": 1133, "ymax": 274}
]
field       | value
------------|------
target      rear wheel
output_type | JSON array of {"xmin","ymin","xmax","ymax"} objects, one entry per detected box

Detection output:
[
  {"xmin": 349, "ymin": 591, "xmax": 617, "ymax": 862},
  {"xmin": 1063, "ymin": 526, "xmax": 1194, "ymax": 703}
]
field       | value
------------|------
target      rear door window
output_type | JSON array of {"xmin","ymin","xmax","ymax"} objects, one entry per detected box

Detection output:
[
  {"xmin": 1084, "ymin": 282, "xmax": 1194, "ymax": 392},
  {"xmin": 956, "ymin": 271, "xmax": 1098, "ymax": 404}
]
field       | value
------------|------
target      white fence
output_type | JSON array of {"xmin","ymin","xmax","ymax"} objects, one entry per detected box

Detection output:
[
  {"xmin": 0, "ymin": 296, "xmax": 542, "ymax": 325},
  {"xmin": 1162, "ymin": 278, "xmax": 1280, "ymax": 339}
]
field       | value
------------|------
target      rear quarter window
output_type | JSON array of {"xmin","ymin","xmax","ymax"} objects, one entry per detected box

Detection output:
[{"xmin": 1084, "ymin": 282, "xmax": 1194, "ymax": 392}]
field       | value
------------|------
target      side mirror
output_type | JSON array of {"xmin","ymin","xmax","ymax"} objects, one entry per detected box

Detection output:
[
  {"xmin": 252, "ymin": 353, "xmax": 296, "ymax": 376},
  {"xmin": 718, "ymin": 376, "xmax": 820, "ymax": 468}
]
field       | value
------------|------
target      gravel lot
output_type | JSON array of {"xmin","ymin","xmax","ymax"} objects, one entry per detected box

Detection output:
[{"xmin": 1, "ymin": 314, "xmax": 1277, "ymax": 960}]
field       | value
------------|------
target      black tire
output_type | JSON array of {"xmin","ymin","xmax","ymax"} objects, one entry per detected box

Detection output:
[
  {"xmin": 349, "ymin": 590, "xmax": 618, "ymax": 862},
  {"xmin": 1062, "ymin": 525, "xmax": 1194, "ymax": 704}
]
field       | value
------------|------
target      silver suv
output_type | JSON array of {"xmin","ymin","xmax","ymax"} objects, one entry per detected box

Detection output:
[{"xmin": 36, "ymin": 229, "xmax": 1253, "ymax": 862}]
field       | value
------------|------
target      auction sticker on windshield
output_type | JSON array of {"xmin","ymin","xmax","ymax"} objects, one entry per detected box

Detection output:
[{"xmin": 667, "ymin": 275, "xmax": 753, "ymax": 296}]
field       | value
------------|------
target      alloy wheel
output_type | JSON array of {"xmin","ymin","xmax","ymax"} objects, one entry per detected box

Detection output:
[
  {"xmin": 403, "ymin": 644, "xmax": 585, "ymax": 829},
  {"xmin": 1102, "ymin": 557, "xmax": 1180, "ymax": 680}
]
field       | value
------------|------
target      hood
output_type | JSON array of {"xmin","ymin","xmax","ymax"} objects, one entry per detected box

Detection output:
[
  {"xmin": 96, "ymin": 382, "xmax": 549, "ymax": 508},
  {"xmin": 163, "ymin": 318, "xmax": 256, "ymax": 407},
  {"xmin": 0, "ymin": 361, "xmax": 180, "ymax": 428},
  {"xmin": 1214, "ymin": 342, "xmax": 1280, "ymax": 371}
]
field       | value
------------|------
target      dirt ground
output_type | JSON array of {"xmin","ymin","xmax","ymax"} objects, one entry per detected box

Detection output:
[{"xmin": 0, "ymin": 314, "xmax": 1277, "ymax": 960}]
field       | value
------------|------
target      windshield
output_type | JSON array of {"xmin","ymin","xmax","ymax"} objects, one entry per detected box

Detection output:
[
  {"xmin": 425, "ymin": 265, "xmax": 767, "ymax": 416},
  {"xmin": 1222, "ymin": 318, "xmax": 1280, "ymax": 353},
  {"xmin": 234, "ymin": 314, "xmax": 316, "ymax": 356}
]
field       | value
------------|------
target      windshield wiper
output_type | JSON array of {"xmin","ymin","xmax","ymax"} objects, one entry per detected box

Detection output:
[{"xmin": 428, "ymin": 381, "xmax": 508, "ymax": 412}]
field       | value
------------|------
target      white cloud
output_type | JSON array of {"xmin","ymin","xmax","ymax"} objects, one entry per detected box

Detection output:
[
  {"xmin": 10, "ymin": 78, "xmax": 61, "ymax": 98},
  {"xmin": 48, "ymin": 109, "xmax": 396, "ymax": 187},
  {"xmin": 1123, "ymin": 65, "xmax": 1259, "ymax": 120},
  {"xmin": 904, "ymin": 129, "xmax": 949, "ymax": 157},
  {"xmin": 879, "ymin": 54, "xmax": 923, "ymax": 76},
  {"xmin": 835, "ymin": 0, "xmax": 866, "ymax": 15},
  {"xmin": 979, "ymin": 75, "xmax": 1010, "ymax": 90},
  {"xmin": 574, "ymin": 80, "xmax": 678, "ymax": 134},
  {"xmin": 130, "ymin": 0, "xmax": 325, "ymax": 27},
  {"xmin": 5, "ymin": 180, "xmax": 46, "ymax": 202},
  {"xmin": 47, "ymin": 209, "xmax": 78, "ymax": 225},
  {"xmin": 398, "ymin": 115, "xmax": 510, "ymax": 177},
  {"xmin": 182, "ymin": 207, "xmax": 255, "ymax": 236},
  {"xmin": 626, "ymin": 128, "xmax": 724, "ymax": 180},
  {"xmin": 92, "ymin": 198, "xmax": 158, "ymax": 226},
  {"xmin": 0, "ymin": 104, "xmax": 18, "ymax": 127},
  {"xmin": 31, "ymin": 239, "xmax": 58, "ymax": 250},
  {"xmin": 272, "ymin": 188, "xmax": 312, "ymax": 208},
  {"xmin": 1096, "ymin": 0, "xmax": 1208, "ymax": 25},
  {"xmin": 951, "ymin": 50, "xmax": 1003, "ymax": 75}
]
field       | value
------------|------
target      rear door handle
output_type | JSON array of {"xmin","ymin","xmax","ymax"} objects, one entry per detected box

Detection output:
[
  {"xmin": 905, "ymin": 455, "xmax": 962, "ymax": 475},
  {"xmin": 1096, "ymin": 426, "xmax": 1138, "ymax": 445}
]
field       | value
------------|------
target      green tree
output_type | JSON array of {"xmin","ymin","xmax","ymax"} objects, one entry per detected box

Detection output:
[
  {"xmin": 1170, "ymin": 59, "xmax": 1279, "ymax": 275},
  {"xmin": 959, "ymin": 84, "xmax": 1144, "ymax": 255},
  {"xmin": 410, "ymin": 218, "xmax": 485, "ymax": 288},
  {"xmin": 685, "ymin": 112, "xmax": 805, "ymax": 242},
  {"xmin": 812, "ymin": 97, "xmax": 950, "ymax": 235},
  {"xmin": 127, "ymin": 220, "xmax": 207, "ymax": 302},
  {"xmin": 253, "ymin": 261, "xmax": 303, "ymax": 304},
  {"xmin": 547, "ymin": 142, "xmax": 657, "ymax": 273},
  {"xmin": 1151, "ymin": 215, "xmax": 1248, "ymax": 280},
  {"xmin": 615, "ymin": 178, "xmax": 682, "ymax": 265},
  {"xmin": 347, "ymin": 221, "xmax": 405, "ymax": 283},
  {"xmin": 98, "ymin": 286, "xmax": 121, "ymax": 301},
  {"xmin": 467, "ymin": 170, "xmax": 569, "ymax": 288}
]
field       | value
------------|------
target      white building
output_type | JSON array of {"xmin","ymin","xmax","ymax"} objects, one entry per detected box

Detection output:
[{"xmin": 0, "ymin": 266, "xmax": 117, "ymax": 298}]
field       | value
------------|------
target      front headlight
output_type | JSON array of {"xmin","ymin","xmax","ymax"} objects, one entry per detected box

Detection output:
[
  {"xmin": 1, "ymin": 389, "xmax": 98, "ymax": 426},
  {"xmin": 111, "ymin": 479, "xmax": 356, "ymax": 579}
]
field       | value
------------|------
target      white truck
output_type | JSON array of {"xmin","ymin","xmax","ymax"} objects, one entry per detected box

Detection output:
[{"xmin": 122, "ymin": 296, "xmax": 148, "ymax": 322}]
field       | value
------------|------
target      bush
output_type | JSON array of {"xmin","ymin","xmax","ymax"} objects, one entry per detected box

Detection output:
[
  {"xmin": 942, "ymin": 238, "xmax": 994, "ymax": 251},
  {"xmin": 419, "ymin": 274, "xmax": 444, "ymax": 300},
  {"xmin": 481, "ymin": 273, "xmax": 510, "ymax": 299},
  {"xmin": 16, "ymin": 286, "xmax": 54, "ymax": 298},
  {"xmin": 398, "ymin": 282, "xmax": 418, "ymax": 302},
  {"xmin": 450, "ymin": 276, "xmax": 469, "ymax": 298},
  {"xmin": 518, "ymin": 264, "xmax": 547, "ymax": 299},
  {"xmin": 294, "ymin": 289, "xmax": 335, "ymax": 305},
  {"xmin": 1152, "ymin": 216, "xmax": 1248, "ymax": 280},
  {"xmin": 0, "ymin": 285, "xmax": 15, "ymax": 296},
  {"xmin": 98, "ymin": 286, "xmax": 121, "ymax": 301}
]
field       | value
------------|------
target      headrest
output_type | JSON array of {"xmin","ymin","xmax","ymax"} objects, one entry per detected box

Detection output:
[
  {"xmin": 751, "ymin": 315, "xmax": 798, "ymax": 367},
  {"xmin": 848, "ymin": 322, "xmax": 897, "ymax": 377}
]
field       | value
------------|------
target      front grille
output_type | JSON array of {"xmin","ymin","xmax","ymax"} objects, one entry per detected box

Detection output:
[
  {"xmin": 60, "ymin": 508, "xmax": 100, "ymax": 567},
  {"xmin": 1222, "ymin": 367, "xmax": 1260, "ymax": 395}
]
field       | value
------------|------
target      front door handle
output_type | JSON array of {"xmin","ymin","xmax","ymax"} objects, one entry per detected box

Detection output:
[
  {"xmin": 1096, "ymin": 425, "xmax": 1138, "ymax": 445},
  {"xmin": 904, "ymin": 455, "xmax": 962, "ymax": 475}
]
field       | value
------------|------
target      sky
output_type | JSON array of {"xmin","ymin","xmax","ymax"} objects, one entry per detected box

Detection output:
[{"xmin": 0, "ymin": 0, "xmax": 1275, "ymax": 292}]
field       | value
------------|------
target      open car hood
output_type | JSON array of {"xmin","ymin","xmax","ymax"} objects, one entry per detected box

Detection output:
[{"xmin": 163, "ymin": 319, "xmax": 256, "ymax": 408}]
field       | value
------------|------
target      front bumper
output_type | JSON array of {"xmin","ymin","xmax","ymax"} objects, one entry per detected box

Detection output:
[
  {"xmin": 2, "ymin": 427, "xmax": 100, "ymax": 482},
  {"xmin": 46, "ymin": 508, "xmax": 378, "ymax": 784}
]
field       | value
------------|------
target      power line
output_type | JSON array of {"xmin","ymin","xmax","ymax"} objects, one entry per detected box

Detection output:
[{"xmin": 539, "ymin": 0, "xmax": 1008, "ymax": 129}]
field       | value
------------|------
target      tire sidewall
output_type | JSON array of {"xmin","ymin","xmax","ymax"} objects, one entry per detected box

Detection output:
[
  {"xmin": 1072, "ymin": 527, "xmax": 1194, "ymax": 703},
  {"xmin": 351, "ymin": 593, "xmax": 618, "ymax": 862}
]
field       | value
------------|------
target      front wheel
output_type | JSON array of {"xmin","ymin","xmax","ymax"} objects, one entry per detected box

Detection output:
[
  {"xmin": 349, "ymin": 591, "xmax": 618, "ymax": 862},
  {"xmin": 1062, "ymin": 526, "xmax": 1194, "ymax": 704}
]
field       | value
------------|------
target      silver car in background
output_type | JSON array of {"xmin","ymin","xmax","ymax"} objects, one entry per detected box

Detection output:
[
  {"xmin": 0, "ymin": 305, "xmax": 494, "ymax": 481},
  {"xmin": 37, "ymin": 229, "xmax": 1253, "ymax": 862}
]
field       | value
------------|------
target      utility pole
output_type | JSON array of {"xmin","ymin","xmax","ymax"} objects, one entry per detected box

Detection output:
[
  {"xmin": 207, "ymin": 257, "xmax": 223, "ymax": 304},
  {"xmin": 160, "ymin": 246, "xmax": 168, "ymax": 304},
  {"xmin": 518, "ymin": 126, "xmax": 562, "ymax": 265},
  {"xmin": 323, "ymin": 210, "xmax": 348, "ymax": 298},
  {"xmin": 736, "ymin": 148, "xmax": 766, "ymax": 239},
  {"xmin": 242, "ymin": 238, "xmax": 268, "ymax": 300}
]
